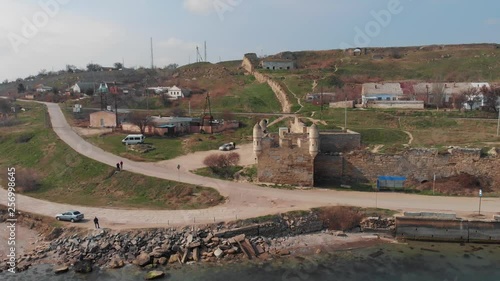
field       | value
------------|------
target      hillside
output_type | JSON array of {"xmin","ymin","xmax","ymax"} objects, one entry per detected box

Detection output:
[{"xmin": 2, "ymin": 43, "xmax": 499, "ymax": 115}]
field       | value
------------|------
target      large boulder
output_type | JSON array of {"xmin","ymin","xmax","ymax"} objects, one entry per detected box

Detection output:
[
  {"xmin": 73, "ymin": 260, "xmax": 93, "ymax": 273},
  {"xmin": 54, "ymin": 266, "xmax": 69, "ymax": 274},
  {"xmin": 108, "ymin": 256, "xmax": 125, "ymax": 269},
  {"xmin": 145, "ymin": 270, "xmax": 165, "ymax": 280},
  {"xmin": 134, "ymin": 252, "xmax": 151, "ymax": 267}
]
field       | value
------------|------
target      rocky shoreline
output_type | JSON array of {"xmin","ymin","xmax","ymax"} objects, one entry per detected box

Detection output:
[{"xmin": 0, "ymin": 210, "xmax": 395, "ymax": 278}]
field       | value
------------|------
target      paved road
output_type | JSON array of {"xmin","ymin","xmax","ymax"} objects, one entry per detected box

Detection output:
[{"xmin": 1, "ymin": 102, "xmax": 499, "ymax": 229}]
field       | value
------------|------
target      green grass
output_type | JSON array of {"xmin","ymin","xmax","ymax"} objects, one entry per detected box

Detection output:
[
  {"xmin": 192, "ymin": 166, "xmax": 244, "ymax": 180},
  {"xmin": 0, "ymin": 102, "xmax": 223, "ymax": 209},
  {"xmin": 214, "ymin": 81, "xmax": 282, "ymax": 113},
  {"xmin": 86, "ymin": 133, "xmax": 184, "ymax": 161},
  {"xmin": 355, "ymin": 128, "xmax": 409, "ymax": 145}
]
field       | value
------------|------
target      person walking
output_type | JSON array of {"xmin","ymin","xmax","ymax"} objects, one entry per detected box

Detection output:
[
  {"xmin": 116, "ymin": 163, "xmax": 120, "ymax": 171},
  {"xmin": 93, "ymin": 217, "xmax": 100, "ymax": 229},
  {"xmin": 120, "ymin": 161, "xmax": 123, "ymax": 170}
]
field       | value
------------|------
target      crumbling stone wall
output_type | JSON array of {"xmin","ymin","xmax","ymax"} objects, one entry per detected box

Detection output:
[
  {"xmin": 320, "ymin": 131, "xmax": 361, "ymax": 152},
  {"xmin": 312, "ymin": 148, "xmax": 500, "ymax": 188},
  {"xmin": 257, "ymin": 144, "xmax": 315, "ymax": 186}
]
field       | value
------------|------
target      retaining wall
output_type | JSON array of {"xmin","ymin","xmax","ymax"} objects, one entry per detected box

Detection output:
[{"xmin": 396, "ymin": 216, "xmax": 500, "ymax": 243}]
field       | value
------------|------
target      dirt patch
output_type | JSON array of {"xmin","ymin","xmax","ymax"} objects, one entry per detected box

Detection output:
[
  {"xmin": 414, "ymin": 173, "xmax": 490, "ymax": 196},
  {"xmin": 73, "ymin": 127, "xmax": 112, "ymax": 137}
]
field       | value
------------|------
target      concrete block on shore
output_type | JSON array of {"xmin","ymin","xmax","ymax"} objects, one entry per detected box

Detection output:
[
  {"xmin": 494, "ymin": 215, "xmax": 500, "ymax": 221},
  {"xmin": 403, "ymin": 212, "xmax": 422, "ymax": 217},
  {"xmin": 404, "ymin": 212, "xmax": 456, "ymax": 219}
]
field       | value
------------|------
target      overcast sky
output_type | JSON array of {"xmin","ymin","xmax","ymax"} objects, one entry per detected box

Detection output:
[{"xmin": 1, "ymin": 0, "xmax": 499, "ymax": 81}]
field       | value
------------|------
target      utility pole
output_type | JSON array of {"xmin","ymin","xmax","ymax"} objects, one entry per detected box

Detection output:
[
  {"xmin": 344, "ymin": 97, "xmax": 348, "ymax": 132},
  {"xmin": 320, "ymin": 86, "xmax": 323, "ymax": 119},
  {"xmin": 204, "ymin": 41, "xmax": 207, "ymax": 62},
  {"xmin": 432, "ymin": 173, "xmax": 436, "ymax": 195},
  {"xmin": 113, "ymin": 82, "xmax": 118, "ymax": 128},
  {"xmin": 496, "ymin": 107, "xmax": 500, "ymax": 136},
  {"xmin": 479, "ymin": 189, "xmax": 483, "ymax": 215}
]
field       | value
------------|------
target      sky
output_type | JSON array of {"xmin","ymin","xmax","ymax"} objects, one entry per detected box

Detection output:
[{"xmin": 0, "ymin": 0, "xmax": 499, "ymax": 81}]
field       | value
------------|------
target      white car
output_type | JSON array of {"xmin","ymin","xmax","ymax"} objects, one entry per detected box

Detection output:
[
  {"xmin": 55, "ymin": 210, "xmax": 84, "ymax": 222},
  {"xmin": 219, "ymin": 142, "xmax": 235, "ymax": 151}
]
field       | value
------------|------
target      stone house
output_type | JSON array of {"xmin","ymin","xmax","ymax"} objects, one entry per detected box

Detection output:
[
  {"xmin": 71, "ymin": 82, "xmax": 98, "ymax": 94},
  {"xmin": 260, "ymin": 59, "xmax": 295, "ymax": 70},
  {"xmin": 165, "ymin": 86, "xmax": 191, "ymax": 99},
  {"xmin": 89, "ymin": 111, "xmax": 117, "ymax": 128}
]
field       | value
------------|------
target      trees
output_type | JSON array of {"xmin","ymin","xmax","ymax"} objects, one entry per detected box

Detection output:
[
  {"xmin": 86, "ymin": 63, "xmax": 102, "ymax": 72},
  {"xmin": 481, "ymin": 86, "xmax": 500, "ymax": 112},
  {"xmin": 128, "ymin": 112, "xmax": 151, "ymax": 135},
  {"xmin": 114, "ymin": 62, "xmax": 123, "ymax": 70},
  {"xmin": 17, "ymin": 83, "xmax": 26, "ymax": 94},
  {"xmin": 462, "ymin": 87, "xmax": 481, "ymax": 111},
  {"xmin": 431, "ymin": 83, "xmax": 446, "ymax": 108},
  {"xmin": 0, "ymin": 99, "xmax": 11, "ymax": 118},
  {"xmin": 66, "ymin": 64, "xmax": 77, "ymax": 73},
  {"xmin": 165, "ymin": 63, "xmax": 179, "ymax": 70}
]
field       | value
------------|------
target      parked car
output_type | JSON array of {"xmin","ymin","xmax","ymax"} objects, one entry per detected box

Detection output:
[
  {"xmin": 55, "ymin": 210, "xmax": 84, "ymax": 222},
  {"xmin": 122, "ymin": 134, "xmax": 145, "ymax": 145},
  {"xmin": 219, "ymin": 142, "xmax": 235, "ymax": 151}
]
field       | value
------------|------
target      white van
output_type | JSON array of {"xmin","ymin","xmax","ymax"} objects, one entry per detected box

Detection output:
[{"xmin": 122, "ymin": 134, "xmax": 145, "ymax": 145}]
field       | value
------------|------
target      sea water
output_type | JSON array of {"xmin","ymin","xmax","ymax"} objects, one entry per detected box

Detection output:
[{"xmin": 2, "ymin": 241, "xmax": 500, "ymax": 281}]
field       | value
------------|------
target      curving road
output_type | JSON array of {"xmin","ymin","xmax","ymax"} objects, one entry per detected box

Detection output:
[{"xmin": 1, "ymin": 102, "xmax": 499, "ymax": 229}]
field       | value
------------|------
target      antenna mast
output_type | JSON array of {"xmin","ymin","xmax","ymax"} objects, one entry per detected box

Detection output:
[
  {"xmin": 196, "ymin": 46, "xmax": 203, "ymax": 63},
  {"xmin": 150, "ymin": 37, "xmax": 154, "ymax": 69}
]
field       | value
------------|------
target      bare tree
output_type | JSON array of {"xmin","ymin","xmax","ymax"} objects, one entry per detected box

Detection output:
[
  {"xmin": 0, "ymin": 99, "xmax": 11, "ymax": 119},
  {"xmin": 462, "ymin": 87, "xmax": 481, "ymax": 111},
  {"xmin": 431, "ymin": 83, "xmax": 446, "ymax": 108},
  {"xmin": 128, "ymin": 112, "xmax": 152, "ymax": 135},
  {"xmin": 481, "ymin": 86, "xmax": 500, "ymax": 112}
]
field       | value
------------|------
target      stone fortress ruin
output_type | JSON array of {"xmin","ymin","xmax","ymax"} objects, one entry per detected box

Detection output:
[
  {"xmin": 252, "ymin": 117, "xmax": 500, "ymax": 191},
  {"xmin": 252, "ymin": 117, "xmax": 361, "ymax": 187}
]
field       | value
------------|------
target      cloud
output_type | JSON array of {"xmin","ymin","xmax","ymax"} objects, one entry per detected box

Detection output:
[
  {"xmin": 183, "ymin": 0, "xmax": 215, "ymax": 15},
  {"xmin": 0, "ymin": 0, "xmax": 127, "ymax": 80},
  {"xmin": 484, "ymin": 18, "xmax": 500, "ymax": 25}
]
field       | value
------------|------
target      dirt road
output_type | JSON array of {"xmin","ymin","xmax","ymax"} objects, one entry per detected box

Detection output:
[{"xmin": 0, "ymin": 102, "xmax": 499, "ymax": 229}]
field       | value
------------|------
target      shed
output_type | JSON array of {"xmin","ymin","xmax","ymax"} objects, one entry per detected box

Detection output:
[
  {"xmin": 377, "ymin": 176, "xmax": 406, "ymax": 190},
  {"xmin": 89, "ymin": 111, "xmax": 117, "ymax": 128}
]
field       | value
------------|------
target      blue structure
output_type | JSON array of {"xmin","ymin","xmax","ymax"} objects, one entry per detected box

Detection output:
[{"xmin": 377, "ymin": 176, "xmax": 406, "ymax": 190}]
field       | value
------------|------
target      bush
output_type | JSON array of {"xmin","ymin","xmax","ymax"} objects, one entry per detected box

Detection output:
[
  {"xmin": 0, "ymin": 119, "xmax": 22, "ymax": 127},
  {"xmin": 203, "ymin": 152, "xmax": 240, "ymax": 169},
  {"xmin": 15, "ymin": 168, "xmax": 42, "ymax": 192},
  {"xmin": 203, "ymin": 152, "xmax": 240, "ymax": 178},
  {"xmin": 317, "ymin": 206, "xmax": 363, "ymax": 231},
  {"xmin": 15, "ymin": 133, "xmax": 35, "ymax": 143}
]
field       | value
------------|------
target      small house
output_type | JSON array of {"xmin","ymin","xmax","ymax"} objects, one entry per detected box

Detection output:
[
  {"xmin": 89, "ymin": 111, "xmax": 117, "ymax": 128},
  {"xmin": 260, "ymin": 59, "xmax": 295, "ymax": 70},
  {"xmin": 166, "ymin": 86, "xmax": 191, "ymax": 99}
]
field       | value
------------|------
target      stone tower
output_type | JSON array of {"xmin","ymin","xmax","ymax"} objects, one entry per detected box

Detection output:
[
  {"xmin": 308, "ymin": 123, "xmax": 319, "ymax": 158},
  {"xmin": 253, "ymin": 123, "xmax": 263, "ymax": 160}
]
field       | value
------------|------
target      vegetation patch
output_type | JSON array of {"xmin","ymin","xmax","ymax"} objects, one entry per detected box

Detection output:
[{"xmin": 356, "ymin": 128, "xmax": 408, "ymax": 145}]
